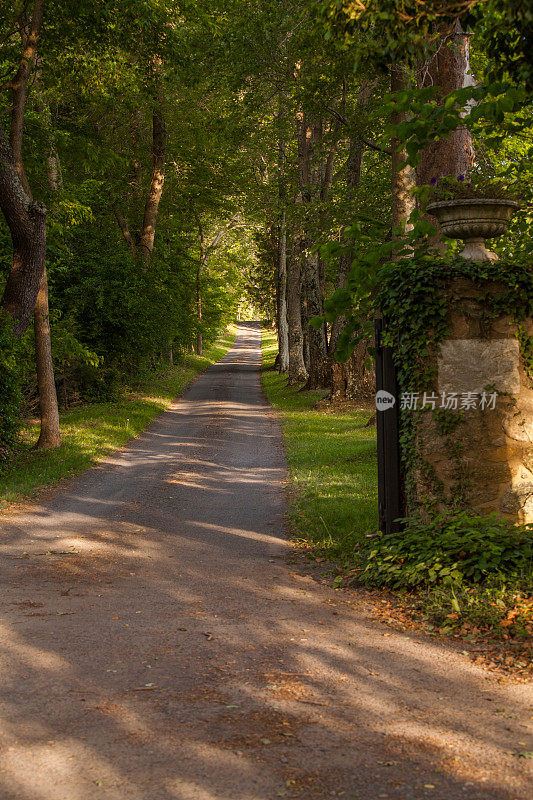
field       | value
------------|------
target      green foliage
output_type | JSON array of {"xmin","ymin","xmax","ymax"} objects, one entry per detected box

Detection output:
[
  {"xmin": 359, "ymin": 512, "xmax": 533, "ymax": 589},
  {"xmin": 322, "ymin": 204, "xmax": 533, "ymax": 377},
  {"xmin": 384, "ymin": 82, "xmax": 532, "ymax": 171},
  {"xmin": 377, "ymin": 255, "xmax": 533, "ymax": 390},
  {"xmin": 426, "ymin": 174, "xmax": 519, "ymax": 201},
  {"xmin": 318, "ymin": 0, "xmax": 533, "ymax": 93},
  {"xmin": 317, "ymin": 0, "xmax": 474, "ymax": 70},
  {"xmin": 419, "ymin": 579, "xmax": 531, "ymax": 636},
  {"xmin": 464, "ymin": 0, "xmax": 533, "ymax": 93},
  {"xmin": 0, "ymin": 315, "xmax": 22, "ymax": 456}
]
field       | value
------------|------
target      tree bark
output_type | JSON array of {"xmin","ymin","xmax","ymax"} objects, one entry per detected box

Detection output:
[
  {"xmin": 116, "ymin": 105, "xmax": 167, "ymax": 262},
  {"xmin": 10, "ymin": 0, "xmax": 45, "ymax": 194},
  {"xmin": 114, "ymin": 209, "xmax": 135, "ymax": 255},
  {"xmin": 300, "ymin": 292, "xmax": 311, "ymax": 373},
  {"xmin": 0, "ymin": 0, "xmax": 47, "ymax": 335},
  {"xmin": 328, "ymin": 83, "xmax": 374, "ymax": 401},
  {"xmin": 391, "ymin": 66, "xmax": 416, "ymax": 231},
  {"xmin": 301, "ymin": 246, "xmax": 329, "ymax": 388},
  {"xmin": 275, "ymin": 97, "xmax": 289, "ymax": 372},
  {"xmin": 34, "ymin": 267, "xmax": 61, "ymax": 448},
  {"xmin": 297, "ymin": 113, "xmax": 329, "ymax": 389},
  {"xmin": 329, "ymin": 129, "xmax": 366, "ymax": 353},
  {"xmin": 287, "ymin": 251, "xmax": 307, "ymax": 384},
  {"xmin": 138, "ymin": 107, "xmax": 166, "ymax": 261},
  {"xmin": 417, "ymin": 21, "xmax": 475, "ymax": 187},
  {"xmin": 196, "ymin": 268, "xmax": 203, "ymax": 356},
  {"xmin": 330, "ymin": 338, "xmax": 375, "ymax": 402},
  {"xmin": 0, "ymin": 128, "xmax": 47, "ymax": 334},
  {"xmin": 277, "ymin": 208, "xmax": 289, "ymax": 372},
  {"xmin": 27, "ymin": 78, "xmax": 62, "ymax": 448}
]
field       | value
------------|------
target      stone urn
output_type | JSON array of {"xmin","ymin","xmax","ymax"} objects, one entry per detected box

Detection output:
[{"xmin": 426, "ymin": 198, "xmax": 520, "ymax": 261}]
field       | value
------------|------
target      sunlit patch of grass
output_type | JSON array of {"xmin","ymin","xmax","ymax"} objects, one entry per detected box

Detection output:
[
  {"xmin": 261, "ymin": 327, "xmax": 378, "ymax": 558},
  {"xmin": 0, "ymin": 327, "xmax": 236, "ymax": 510}
]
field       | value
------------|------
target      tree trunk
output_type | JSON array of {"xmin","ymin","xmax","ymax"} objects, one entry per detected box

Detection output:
[
  {"xmin": 116, "ymin": 105, "xmax": 167, "ymax": 261},
  {"xmin": 329, "ymin": 128, "xmax": 365, "ymax": 354},
  {"xmin": 301, "ymin": 247, "xmax": 329, "ymax": 389},
  {"xmin": 138, "ymin": 107, "xmax": 166, "ymax": 261},
  {"xmin": 28, "ymin": 83, "xmax": 63, "ymax": 449},
  {"xmin": 0, "ymin": 125, "xmax": 47, "ymax": 335},
  {"xmin": 9, "ymin": 0, "xmax": 44, "ymax": 179},
  {"xmin": 417, "ymin": 21, "xmax": 474, "ymax": 187},
  {"xmin": 277, "ymin": 209, "xmax": 289, "ymax": 372},
  {"xmin": 301, "ymin": 293, "xmax": 311, "ymax": 373},
  {"xmin": 196, "ymin": 269, "xmax": 203, "ymax": 356},
  {"xmin": 0, "ymin": 0, "xmax": 47, "ymax": 335},
  {"xmin": 391, "ymin": 66, "xmax": 416, "ymax": 231},
  {"xmin": 296, "ymin": 113, "xmax": 329, "ymax": 389},
  {"xmin": 276, "ymin": 99, "xmax": 289, "ymax": 372},
  {"xmin": 330, "ymin": 337, "xmax": 375, "ymax": 402},
  {"xmin": 328, "ymin": 84, "xmax": 373, "ymax": 400},
  {"xmin": 287, "ymin": 252, "xmax": 307, "ymax": 384},
  {"xmin": 34, "ymin": 267, "xmax": 61, "ymax": 449}
]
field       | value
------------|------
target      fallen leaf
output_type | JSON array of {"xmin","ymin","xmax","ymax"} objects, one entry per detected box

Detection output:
[{"xmin": 130, "ymin": 685, "xmax": 159, "ymax": 691}]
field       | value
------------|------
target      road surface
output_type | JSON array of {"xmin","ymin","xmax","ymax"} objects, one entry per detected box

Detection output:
[{"xmin": 0, "ymin": 322, "xmax": 531, "ymax": 799}]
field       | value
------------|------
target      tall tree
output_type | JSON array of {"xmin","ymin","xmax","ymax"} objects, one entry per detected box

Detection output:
[
  {"xmin": 276, "ymin": 101, "xmax": 289, "ymax": 373},
  {"xmin": 0, "ymin": 0, "xmax": 47, "ymax": 335}
]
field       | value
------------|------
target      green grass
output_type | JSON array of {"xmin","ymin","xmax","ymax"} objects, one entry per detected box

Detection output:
[
  {"xmin": 261, "ymin": 328, "xmax": 378, "ymax": 557},
  {"xmin": 0, "ymin": 327, "xmax": 236, "ymax": 509},
  {"xmin": 262, "ymin": 331, "xmax": 533, "ymax": 654}
]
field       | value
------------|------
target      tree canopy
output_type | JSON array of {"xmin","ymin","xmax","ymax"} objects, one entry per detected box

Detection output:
[{"xmin": 0, "ymin": 0, "xmax": 531, "ymax": 448}]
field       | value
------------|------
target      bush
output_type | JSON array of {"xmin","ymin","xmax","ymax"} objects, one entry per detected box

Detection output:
[{"xmin": 359, "ymin": 512, "xmax": 533, "ymax": 589}]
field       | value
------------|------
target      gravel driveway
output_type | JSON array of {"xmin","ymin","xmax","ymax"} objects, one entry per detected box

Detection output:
[{"xmin": 0, "ymin": 322, "xmax": 531, "ymax": 800}]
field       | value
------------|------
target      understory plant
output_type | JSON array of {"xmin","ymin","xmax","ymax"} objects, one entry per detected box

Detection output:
[
  {"xmin": 426, "ymin": 173, "xmax": 520, "ymax": 202},
  {"xmin": 358, "ymin": 511, "xmax": 533, "ymax": 590}
]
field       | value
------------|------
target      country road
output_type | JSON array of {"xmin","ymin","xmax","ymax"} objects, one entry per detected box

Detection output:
[{"xmin": 0, "ymin": 322, "xmax": 531, "ymax": 800}]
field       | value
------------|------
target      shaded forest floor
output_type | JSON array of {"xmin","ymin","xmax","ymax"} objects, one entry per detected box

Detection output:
[
  {"xmin": 0, "ymin": 327, "xmax": 236, "ymax": 512},
  {"xmin": 260, "ymin": 329, "xmax": 532, "ymax": 683}
]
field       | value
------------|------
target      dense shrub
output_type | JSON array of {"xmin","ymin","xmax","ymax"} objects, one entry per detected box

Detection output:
[{"xmin": 359, "ymin": 512, "xmax": 533, "ymax": 589}]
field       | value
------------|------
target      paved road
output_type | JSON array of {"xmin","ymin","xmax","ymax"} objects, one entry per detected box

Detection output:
[{"xmin": 0, "ymin": 322, "xmax": 531, "ymax": 800}]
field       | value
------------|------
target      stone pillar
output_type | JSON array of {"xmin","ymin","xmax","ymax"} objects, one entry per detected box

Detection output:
[{"xmin": 410, "ymin": 278, "xmax": 533, "ymax": 523}]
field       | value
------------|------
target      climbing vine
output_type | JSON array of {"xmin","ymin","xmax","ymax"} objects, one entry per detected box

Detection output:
[
  {"xmin": 378, "ymin": 255, "xmax": 532, "ymax": 510},
  {"xmin": 320, "ymin": 214, "xmax": 533, "ymax": 514}
]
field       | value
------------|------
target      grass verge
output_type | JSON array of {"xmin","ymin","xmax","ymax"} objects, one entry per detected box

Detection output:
[
  {"xmin": 262, "ymin": 327, "xmax": 532, "ymax": 679},
  {"xmin": 0, "ymin": 326, "xmax": 236, "ymax": 510},
  {"xmin": 261, "ymin": 327, "xmax": 378, "ymax": 556}
]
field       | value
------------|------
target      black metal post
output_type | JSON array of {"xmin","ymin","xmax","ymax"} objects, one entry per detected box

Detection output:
[{"xmin": 375, "ymin": 318, "xmax": 403, "ymax": 534}]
